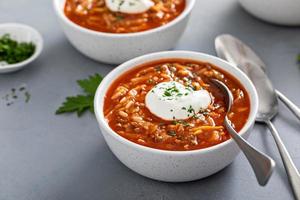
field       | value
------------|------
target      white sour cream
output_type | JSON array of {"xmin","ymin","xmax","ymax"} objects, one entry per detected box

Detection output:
[
  {"xmin": 145, "ymin": 81, "xmax": 212, "ymax": 121},
  {"xmin": 105, "ymin": 0, "xmax": 154, "ymax": 14}
]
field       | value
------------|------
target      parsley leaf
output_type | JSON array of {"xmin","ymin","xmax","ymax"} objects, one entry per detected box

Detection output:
[
  {"xmin": 56, "ymin": 73, "xmax": 103, "ymax": 116},
  {"xmin": 56, "ymin": 95, "xmax": 94, "ymax": 116},
  {"xmin": 77, "ymin": 74, "xmax": 103, "ymax": 95}
]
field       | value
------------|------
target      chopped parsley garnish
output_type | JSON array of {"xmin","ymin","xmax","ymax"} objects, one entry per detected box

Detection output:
[
  {"xmin": 115, "ymin": 15, "xmax": 124, "ymax": 21},
  {"xmin": 2, "ymin": 84, "xmax": 31, "ymax": 105},
  {"xmin": 186, "ymin": 105, "xmax": 200, "ymax": 118},
  {"xmin": 118, "ymin": 0, "xmax": 125, "ymax": 10},
  {"xmin": 187, "ymin": 105, "xmax": 195, "ymax": 114},
  {"xmin": 163, "ymin": 85, "xmax": 179, "ymax": 97},
  {"xmin": 185, "ymin": 86, "xmax": 194, "ymax": 92},
  {"xmin": 24, "ymin": 91, "xmax": 31, "ymax": 103},
  {"xmin": 172, "ymin": 120, "xmax": 190, "ymax": 127},
  {"xmin": 167, "ymin": 130, "xmax": 176, "ymax": 136},
  {"xmin": 147, "ymin": 79, "xmax": 154, "ymax": 84},
  {"xmin": 0, "ymin": 34, "xmax": 35, "ymax": 64},
  {"xmin": 162, "ymin": 83, "xmax": 185, "ymax": 98}
]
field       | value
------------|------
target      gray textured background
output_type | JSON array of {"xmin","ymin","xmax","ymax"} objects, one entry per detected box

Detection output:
[{"xmin": 1, "ymin": 0, "xmax": 300, "ymax": 199}]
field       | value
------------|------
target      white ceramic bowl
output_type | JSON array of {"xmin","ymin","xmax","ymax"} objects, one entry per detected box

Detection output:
[
  {"xmin": 239, "ymin": 0, "xmax": 300, "ymax": 26},
  {"xmin": 53, "ymin": 0, "xmax": 195, "ymax": 64},
  {"xmin": 94, "ymin": 51, "xmax": 259, "ymax": 182},
  {"xmin": 0, "ymin": 23, "xmax": 43, "ymax": 74}
]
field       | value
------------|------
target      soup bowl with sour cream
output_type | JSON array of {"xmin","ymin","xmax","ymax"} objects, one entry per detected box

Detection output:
[
  {"xmin": 53, "ymin": 0, "xmax": 195, "ymax": 64},
  {"xmin": 94, "ymin": 51, "xmax": 258, "ymax": 182}
]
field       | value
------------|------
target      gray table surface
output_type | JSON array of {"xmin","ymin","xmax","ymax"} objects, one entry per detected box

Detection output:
[{"xmin": 1, "ymin": 0, "xmax": 300, "ymax": 200}]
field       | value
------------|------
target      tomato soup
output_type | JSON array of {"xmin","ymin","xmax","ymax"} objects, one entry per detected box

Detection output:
[
  {"xmin": 104, "ymin": 59, "xmax": 250, "ymax": 151},
  {"xmin": 64, "ymin": 0, "xmax": 186, "ymax": 33}
]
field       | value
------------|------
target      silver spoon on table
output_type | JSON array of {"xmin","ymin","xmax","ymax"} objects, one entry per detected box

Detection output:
[
  {"xmin": 211, "ymin": 79, "xmax": 275, "ymax": 186},
  {"xmin": 215, "ymin": 34, "xmax": 300, "ymax": 199},
  {"xmin": 215, "ymin": 34, "xmax": 300, "ymax": 121}
]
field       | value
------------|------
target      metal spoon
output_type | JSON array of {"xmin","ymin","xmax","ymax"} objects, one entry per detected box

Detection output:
[
  {"xmin": 215, "ymin": 35, "xmax": 300, "ymax": 199},
  {"xmin": 211, "ymin": 79, "xmax": 275, "ymax": 186},
  {"xmin": 215, "ymin": 34, "xmax": 300, "ymax": 121}
]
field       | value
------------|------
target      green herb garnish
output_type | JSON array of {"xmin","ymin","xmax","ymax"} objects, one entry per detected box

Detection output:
[
  {"xmin": 1, "ymin": 84, "xmax": 31, "ymax": 105},
  {"xmin": 115, "ymin": 15, "xmax": 124, "ymax": 21},
  {"xmin": 172, "ymin": 120, "xmax": 190, "ymax": 127},
  {"xmin": 187, "ymin": 105, "xmax": 195, "ymax": 114},
  {"xmin": 167, "ymin": 130, "xmax": 176, "ymax": 136},
  {"xmin": 24, "ymin": 91, "xmax": 31, "ymax": 103},
  {"xmin": 56, "ymin": 73, "xmax": 103, "ymax": 116},
  {"xmin": 163, "ymin": 84, "xmax": 180, "ymax": 97},
  {"xmin": 0, "ymin": 34, "xmax": 35, "ymax": 64}
]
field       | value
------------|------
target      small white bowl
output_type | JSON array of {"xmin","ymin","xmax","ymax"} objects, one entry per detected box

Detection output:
[
  {"xmin": 0, "ymin": 23, "xmax": 43, "ymax": 73},
  {"xmin": 94, "ymin": 51, "xmax": 259, "ymax": 182},
  {"xmin": 53, "ymin": 0, "xmax": 195, "ymax": 64},
  {"xmin": 239, "ymin": 0, "xmax": 300, "ymax": 26}
]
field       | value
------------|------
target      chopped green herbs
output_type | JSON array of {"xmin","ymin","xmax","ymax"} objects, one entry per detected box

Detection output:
[
  {"xmin": 56, "ymin": 73, "xmax": 103, "ymax": 117},
  {"xmin": 147, "ymin": 79, "xmax": 154, "ymax": 84},
  {"xmin": 187, "ymin": 105, "xmax": 195, "ymax": 114},
  {"xmin": 167, "ymin": 130, "xmax": 176, "ymax": 136},
  {"xmin": 24, "ymin": 91, "xmax": 31, "ymax": 103},
  {"xmin": 162, "ymin": 83, "xmax": 185, "ymax": 98},
  {"xmin": 172, "ymin": 120, "xmax": 190, "ymax": 127},
  {"xmin": 0, "ymin": 34, "xmax": 35, "ymax": 64},
  {"xmin": 1, "ymin": 84, "xmax": 31, "ymax": 105},
  {"xmin": 115, "ymin": 15, "xmax": 124, "ymax": 21}
]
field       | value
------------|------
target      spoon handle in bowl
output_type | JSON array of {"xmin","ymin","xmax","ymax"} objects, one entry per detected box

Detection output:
[
  {"xmin": 276, "ymin": 90, "xmax": 300, "ymax": 121},
  {"xmin": 266, "ymin": 120, "xmax": 300, "ymax": 200},
  {"xmin": 224, "ymin": 117, "xmax": 275, "ymax": 186}
]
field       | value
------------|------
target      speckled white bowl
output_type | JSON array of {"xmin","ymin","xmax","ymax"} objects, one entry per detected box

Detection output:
[
  {"xmin": 53, "ymin": 0, "xmax": 195, "ymax": 64},
  {"xmin": 94, "ymin": 51, "xmax": 259, "ymax": 182},
  {"xmin": 239, "ymin": 0, "xmax": 300, "ymax": 26},
  {"xmin": 0, "ymin": 23, "xmax": 43, "ymax": 73}
]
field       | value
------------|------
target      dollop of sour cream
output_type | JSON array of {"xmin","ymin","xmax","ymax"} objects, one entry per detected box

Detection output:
[
  {"xmin": 105, "ymin": 0, "xmax": 154, "ymax": 14},
  {"xmin": 145, "ymin": 81, "xmax": 212, "ymax": 121}
]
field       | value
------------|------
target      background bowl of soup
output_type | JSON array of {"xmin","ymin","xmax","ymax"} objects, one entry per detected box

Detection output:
[
  {"xmin": 53, "ymin": 0, "xmax": 195, "ymax": 64},
  {"xmin": 94, "ymin": 51, "xmax": 258, "ymax": 182}
]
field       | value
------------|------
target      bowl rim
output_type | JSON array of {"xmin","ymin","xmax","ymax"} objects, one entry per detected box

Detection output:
[
  {"xmin": 53, "ymin": 0, "xmax": 196, "ymax": 38},
  {"xmin": 0, "ymin": 23, "xmax": 43, "ymax": 71},
  {"xmin": 94, "ymin": 51, "xmax": 259, "ymax": 155}
]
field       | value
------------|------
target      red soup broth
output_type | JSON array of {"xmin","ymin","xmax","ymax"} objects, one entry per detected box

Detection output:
[
  {"xmin": 104, "ymin": 59, "xmax": 250, "ymax": 151},
  {"xmin": 64, "ymin": 0, "xmax": 186, "ymax": 33}
]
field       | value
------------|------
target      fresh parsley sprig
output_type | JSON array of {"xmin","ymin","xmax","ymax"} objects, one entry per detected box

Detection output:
[{"xmin": 56, "ymin": 73, "xmax": 103, "ymax": 116}]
